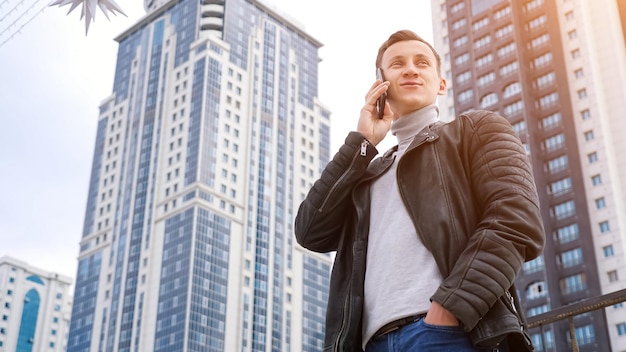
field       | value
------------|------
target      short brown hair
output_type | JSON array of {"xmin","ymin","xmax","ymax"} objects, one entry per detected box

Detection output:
[{"xmin": 375, "ymin": 30, "xmax": 442, "ymax": 76}]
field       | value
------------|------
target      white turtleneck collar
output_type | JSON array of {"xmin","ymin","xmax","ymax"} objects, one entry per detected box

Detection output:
[{"xmin": 391, "ymin": 104, "xmax": 440, "ymax": 154}]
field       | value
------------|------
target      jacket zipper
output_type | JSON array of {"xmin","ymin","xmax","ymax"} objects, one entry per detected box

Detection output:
[
  {"xmin": 319, "ymin": 139, "xmax": 369, "ymax": 212},
  {"xmin": 333, "ymin": 288, "xmax": 352, "ymax": 352}
]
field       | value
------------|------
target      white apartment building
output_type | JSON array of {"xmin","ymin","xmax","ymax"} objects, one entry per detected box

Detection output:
[{"xmin": 0, "ymin": 256, "xmax": 72, "ymax": 352}]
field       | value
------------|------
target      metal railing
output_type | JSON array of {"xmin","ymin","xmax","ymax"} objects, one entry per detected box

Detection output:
[{"xmin": 525, "ymin": 288, "xmax": 626, "ymax": 351}]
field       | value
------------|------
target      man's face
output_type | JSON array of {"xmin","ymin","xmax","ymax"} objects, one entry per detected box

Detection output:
[{"xmin": 380, "ymin": 40, "xmax": 446, "ymax": 118}]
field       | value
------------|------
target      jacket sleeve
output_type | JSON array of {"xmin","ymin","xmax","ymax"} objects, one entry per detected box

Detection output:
[
  {"xmin": 431, "ymin": 111, "xmax": 546, "ymax": 331},
  {"xmin": 294, "ymin": 132, "xmax": 378, "ymax": 253}
]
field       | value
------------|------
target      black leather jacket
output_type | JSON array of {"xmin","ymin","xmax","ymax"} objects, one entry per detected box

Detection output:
[{"xmin": 294, "ymin": 110, "xmax": 545, "ymax": 352}]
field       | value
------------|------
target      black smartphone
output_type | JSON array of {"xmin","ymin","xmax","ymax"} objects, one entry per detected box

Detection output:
[{"xmin": 376, "ymin": 67, "xmax": 387, "ymax": 119}]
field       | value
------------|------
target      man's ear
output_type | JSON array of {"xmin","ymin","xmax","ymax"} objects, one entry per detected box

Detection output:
[{"xmin": 438, "ymin": 78, "xmax": 447, "ymax": 95}]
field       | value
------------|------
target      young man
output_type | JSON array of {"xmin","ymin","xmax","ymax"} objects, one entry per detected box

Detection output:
[{"xmin": 294, "ymin": 30, "xmax": 545, "ymax": 352}]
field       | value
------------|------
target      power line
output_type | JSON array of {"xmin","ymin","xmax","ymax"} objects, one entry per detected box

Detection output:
[{"xmin": 0, "ymin": 0, "xmax": 48, "ymax": 48}]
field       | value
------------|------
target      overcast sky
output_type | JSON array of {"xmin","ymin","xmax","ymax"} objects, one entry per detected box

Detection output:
[{"xmin": 0, "ymin": 0, "xmax": 433, "ymax": 281}]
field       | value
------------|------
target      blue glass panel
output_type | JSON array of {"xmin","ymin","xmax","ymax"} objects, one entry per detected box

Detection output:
[
  {"xmin": 16, "ymin": 289, "xmax": 40, "ymax": 352},
  {"xmin": 67, "ymin": 252, "xmax": 102, "ymax": 351},
  {"xmin": 25, "ymin": 276, "xmax": 44, "ymax": 285}
]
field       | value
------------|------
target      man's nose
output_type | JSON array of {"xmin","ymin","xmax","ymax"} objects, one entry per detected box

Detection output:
[{"xmin": 403, "ymin": 64, "xmax": 420, "ymax": 76}]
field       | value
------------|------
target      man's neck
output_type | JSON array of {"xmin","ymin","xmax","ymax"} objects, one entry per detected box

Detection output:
[{"xmin": 391, "ymin": 104, "xmax": 439, "ymax": 152}]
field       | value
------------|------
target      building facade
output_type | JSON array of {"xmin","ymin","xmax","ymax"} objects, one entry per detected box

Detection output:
[
  {"xmin": 431, "ymin": 0, "xmax": 626, "ymax": 351},
  {"xmin": 66, "ymin": 0, "xmax": 332, "ymax": 351},
  {"xmin": 0, "ymin": 256, "xmax": 73, "ymax": 351}
]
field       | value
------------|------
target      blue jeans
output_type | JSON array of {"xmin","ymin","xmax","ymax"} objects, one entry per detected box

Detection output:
[{"xmin": 365, "ymin": 317, "xmax": 484, "ymax": 352}]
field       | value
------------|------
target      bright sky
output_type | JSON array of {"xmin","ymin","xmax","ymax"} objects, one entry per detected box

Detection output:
[{"xmin": 0, "ymin": 0, "xmax": 433, "ymax": 280}]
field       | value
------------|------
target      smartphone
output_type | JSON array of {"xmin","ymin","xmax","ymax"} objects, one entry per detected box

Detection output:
[{"xmin": 376, "ymin": 67, "xmax": 387, "ymax": 119}]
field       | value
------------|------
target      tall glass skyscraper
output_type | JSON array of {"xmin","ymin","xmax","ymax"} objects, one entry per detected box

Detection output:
[
  {"xmin": 431, "ymin": 0, "xmax": 626, "ymax": 350},
  {"xmin": 66, "ymin": 0, "xmax": 332, "ymax": 351}
]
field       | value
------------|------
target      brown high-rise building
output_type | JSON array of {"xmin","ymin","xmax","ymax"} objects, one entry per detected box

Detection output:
[{"xmin": 431, "ymin": 0, "xmax": 626, "ymax": 350}]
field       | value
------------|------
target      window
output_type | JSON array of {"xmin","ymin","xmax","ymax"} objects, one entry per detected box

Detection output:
[
  {"xmin": 600, "ymin": 221, "xmax": 610, "ymax": 233},
  {"xmin": 603, "ymin": 245, "xmax": 614, "ymax": 257},
  {"xmin": 503, "ymin": 82, "xmax": 521, "ymax": 98},
  {"xmin": 577, "ymin": 89, "xmax": 587, "ymax": 99},
  {"xmin": 591, "ymin": 174, "xmax": 602, "ymax": 186},
  {"xmin": 574, "ymin": 324, "xmax": 595, "ymax": 345},
  {"xmin": 480, "ymin": 93, "xmax": 499, "ymax": 108},
  {"xmin": 455, "ymin": 52, "xmax": 470, "ymax": 66},
  {"xmin": 473, "ymin": 17, "xmax": 490, "ymax": 31},
  {"xmin": 559, "ymin": 248, "xmax": 583, "ymax": 268},
  {"xmin": 512, "ymin": 120, "xmax": 527, "ymax": 136},
  {"xmin": 556, "ymin": 224, "xmax": 579, "ymax": 244},
  {"xmin": 456, "ymin": 71, "xmax": 472, "ymax": 85},
  {"xmin": 451, "ymin": 18, "xmax": 467, "ymax": 31},
  {"xmin": 574, "ymin": 68, "xmax": 584, "ymax": 78},
  {"xmin": 476, "ymin": 53, "xmax": 494, "ymax": 68},
  {"xmin": 608, "ymin": 270, "xmax": 619, "ymax": 283},
  {"xmin": 530, "ymin": 33, "xmax": 550, "ymax": 48},
  {"xmin": 565, "ymin": 11, "xmax": 574, "ymax": 21},
  {"xmin": 572, "ymin": 48, "xmax": 581, "ymax": 58},
  {"xmin": 553, "ymin": 200, "xmax": 575, "ymax": 220},
  {"xmin": 617, "ymin": 323, "xmax": 626, "ymax": 336},
  {"xmin": 588, "ymin": 152, "xmax": 598, "ymax": 163},
  {"xmin": 477, "ymin": 72, "xmax": 496, "ymax": 87},
  {"xmin": 549, "ymin": 177, "xmax": 571, "ymax": 196},
  {"xmin": 533, "ymin": 52, "xmax": 553, "ymax": 68},
  {"xmin": 544, "ymin": 133, "xmax": 565, "ymax": 152},
  {"xmin": 528, "ymin": 15, "xmax": 547, "ymax": 29},
  {"xmin": 495, "ymin": 24, "xmax": 514, "ymax": 38},
  {"xmin": 568, "ymin": 29, "xmax": 578, "ymax": 39},
  {"xmin": 494, "ymin": 6, "xmax": 511, "ymax": 20},
  {"xmin": 541, "ymin": 112, "xmax": 562, "ymax": 130},
  {"xmin": 531, "ymin": 330, "xmax": 555, "ymax": 351},
  {"xmin": 528, "ymin": 304, "xmax": 550, "ymax": 317},
  {"xmin": 546, "ymin": 155, "xmax": 568, "ymax": 174},
  {"xmin": 560, "ymin": 273, "xmax": 586, "ymax": 294},
  {"xmin": 458, "ymin": 89, "xmax": 474, "ymax": 103},
  {"xmin": 527, "ymin": 281, "xmax": 548, "ymax": 299},
  {"xmin": 500, "ymin": 61, "xmax": 519, "ymax": 76},
  {"xmin": 525, "ymin": 0, "xmax": 544, "ymax": 11},
  {"xmin": 595, "ymin": 197, "xmax": 606, "ymax": 209},
  {"xmin": 536, "ymin": 72, "xmax": 556, "ymax": 89},
  {"xmin": 451, "ymin": 1, "xmax": 465, "ymax": 13},
  {"xmin": 497, "ymin": 42, "xmax": 517, "ymax": 57},
  {"xmin": 538, "ymin": 92, "xmax": 559, "ymax": 109},
  {"xmin": 523, "ymin": 255, "xmax": 544, "ymax": 274},
  {"xmin": 453, "ymin": 35, "xmax": 469, "ymax": 48},
  {"xmin": 581, "ymin": 109, "xmax": 591, "ymax": 120},
  {"xmin": 503, "ymin": 100, "xmax": 524, "ymax": 117},
  {"xmin": 474, "ymin": 35, "xmax": 492, "ymax": 49}
]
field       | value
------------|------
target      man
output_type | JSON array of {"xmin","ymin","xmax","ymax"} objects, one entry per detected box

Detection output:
[{"xmin": 294, "ymin": 30, "xmax": 545, "ymax": 352}]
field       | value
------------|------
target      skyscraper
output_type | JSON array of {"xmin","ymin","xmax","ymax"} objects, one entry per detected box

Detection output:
[
  {"xmin": 431, "ymin": 0, "xmax": 626, "ymax": 350},
  {"xmin": 0, "ymin": 256, "xmax": 73, "ymax": 352},
  {"xmin": 66, "ymin": 0, "xmax": 332, "ymax": 351}
]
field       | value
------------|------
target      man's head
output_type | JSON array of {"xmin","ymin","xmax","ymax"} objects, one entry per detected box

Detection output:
[{"xmin": 376, "ymin": 30, "xmax": 446, "ymax": 117}]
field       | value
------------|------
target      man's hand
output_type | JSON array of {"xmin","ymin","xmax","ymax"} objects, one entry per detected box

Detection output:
[
  {"xmin": 357, "ymin": 79, "xmax": 393, "ymax": 146},
  {"xmin": 424, "ymin": 301, "xmax": 459, "ymax": 326}
]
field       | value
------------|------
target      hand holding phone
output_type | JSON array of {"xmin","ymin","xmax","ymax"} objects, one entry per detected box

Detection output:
[{"xmin": 376, "ymin": 68, "xmax": 387, "ymax": 119}]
